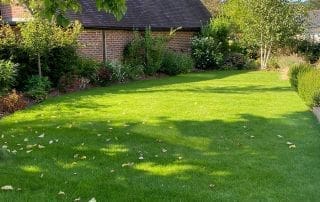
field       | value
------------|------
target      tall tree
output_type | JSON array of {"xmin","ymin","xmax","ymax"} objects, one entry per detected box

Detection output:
[
  {"xmin": 0, "ymin": 0, "xmax": 126, "ymax": 25},
  {"xmin": 223, "ymin": 0, "xmax": 306, "ymax": 69},
  {"xmin": 19, "ymin": 16, "xmax": 81, "ymax": 77}
]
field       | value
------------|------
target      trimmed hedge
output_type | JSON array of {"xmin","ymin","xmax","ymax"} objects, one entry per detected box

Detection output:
[
  {"xmin": 297, "ymin": 69, "xmax": 320, "ymax": 107},
  {"xmin": 289, "ymin": 64, "xmax": 313, "ymax": 90}
]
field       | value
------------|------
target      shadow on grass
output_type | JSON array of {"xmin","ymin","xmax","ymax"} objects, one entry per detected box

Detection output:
[{"xmin": 0, "ymin": 110, "xmax": 319, "ymax": 200}]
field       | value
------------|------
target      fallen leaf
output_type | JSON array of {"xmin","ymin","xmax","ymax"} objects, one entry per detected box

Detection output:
[
  {"xmin": 26, "ymin": 150, "xmax": 33, "ymax": 153},
  {"xmin": 2, "ymin": 145, "xmax": 8, "ymax": 149},
  {"xmin": 24, "ymin": 138, "xmax": 29, "ymax": 142},
  {"xmin": 89, "ymin": 197, "xmax": 96, "ymax": 202},
  {"xmin": 286, "ymin": 142, "xmax": 293, "ymax": 145},
  {"xmin": 209, "ymin": 184, "xmax": 215, "ymax": 188},
  {"xmin": 289, "ymin": 144, "xmax": 296, "ymax": 149},
  {"xmin": 38, "ymin": 145, "xmax": 45, "ymax": 149},
  {"xmin": 1, "ymin": 185, "xmax": 13, "ymax": 191},
  {"xmin": 122, "ymin": 162, "xmax": 134, "ymax": 167},
  {"xmin": 277, "ymin": 135, "xmax": 283, "ymax": 138},
  {"xmin": 49, "ymin": 140, "xmax": 54, "ymax": 144},
  {"xmin": 58, "ymin": 191, "xmax": 65, "ymax": 195},
  {"xmin": 139, "ymin": 156, "xmax": 144, "ymax": 160},
  {"xmin": 162, "ymin": 148, "xmax": 167, "ymax": 153},
  {"xmin": 38, "ymin": 134, "xmax": 45, "ymax": 138},
  {"xmin": 97, "ymin": 134, "xmax": 102, "ymax": 137},
  {"xmin": 74, "ymin": 197, "xmax": 81, "ymax": 201}
]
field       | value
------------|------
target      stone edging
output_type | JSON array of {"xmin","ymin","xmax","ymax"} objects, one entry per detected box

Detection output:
[{"xmin": 313, "ymin": 107, "xmax": 320, "ymax": 123}]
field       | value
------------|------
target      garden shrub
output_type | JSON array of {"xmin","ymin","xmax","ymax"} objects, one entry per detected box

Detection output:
[
  {"xmin": 222, "ymin": 52, "xmax": 247, "ymax": 70},
  {"xmin": 73, "ymin": 57, "xmax": 101, "ymax": 83},
  {"xmin": 161, "ymin": 51, "xmax": 194, "ymax": 76},
  {"xmin": 123, "ymin": 32, "xmax": 145, "ymax": 67},
  {"xmin": 45, "ymin": 46, "xmax": 79, "ymax": 86},
  {"xmin": 124, "ymin": 64, "xmax": 145, "ymax": 80},
  {"xmin": 25, "ymin": 76, "xmax": 51, "ymax": 102},
  {"xmin": 96, "ymin": 66, "xmax": 113, "ymax": 86},
  {"xmin": 0, "ymin": 60, "xmax": 17, "ymax": 93},
  {"xmin": 297, "ymin": 69, "xmax": 320, "ymax": 107},
  {"xmin": 106, "ymin": 62, "xmax": 128, "ymax": 83},
  {"xmin": 123, "ymin": 28, "xmax": 166, "ymax": 75},
  {"xmin": 0, "ymin": 90, "xmax": 27, "ymax": 114},
  {"xmin": 289, "ymin": 64, "xmax": 313, "ymax": 90},
  {"xmin": 58, "ymin": 74, "xmax": 90, "ymax": 93},
  {"xmin": 295, "ymin": 40, "xmax": 320, "ymax": 63},
  {"xmin": 192, "ymin": 17, "xmax": 237, "ymax": 70},
  {"xmin": 191, "ymin": 36, "xmax": 224, "ymax": 69},
  {"xmin": 144, "ymin": 29, "xmax": 166, "ymax": 75}
]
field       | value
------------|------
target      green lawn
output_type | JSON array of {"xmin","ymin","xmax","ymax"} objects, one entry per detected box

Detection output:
[{"xmin": 0, "ymin": 71, "xmax": 319, "ymax": 201}]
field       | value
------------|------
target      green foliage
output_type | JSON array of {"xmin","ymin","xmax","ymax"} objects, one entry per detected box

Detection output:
[
  {"xmin": 25, "ymin": 76, "xmax": 51, "ymax": 102},
  {"xmin": 0, "ymin": 0, "xmax": 127, "ymax": 26},
  {"xmin": 19, "ymin": 16, "xmax": 81, "ymax": 76},
  {"xmin": 123, "ymin": 32, "xmax": 145, "ymax": 67},
  {"xmin": 223, "ymin": 0, "xmax": 306, "ymax": 69},
  {"xmin": 201, "ymin": 17, "xmax": 232, "ymax": 51},
  {"xmin": 289, "ymin": 64, "xmax": 313, "ymax": 90},
  {"xmin": 191, "ymin": 17, "xmax": 246, "ymax": 70},
  {"xmin": 161, "ymin": 51, "xmax": 194, "ymax": 76},
  {"xmin": 0, "ymin": 60, "xmax": 17, "ymax": 92},
  {"xmin": 0, "ymin": 23, "xmax": 17, "ymax": 48},
  {"xmin": 19, "ymin": 17, "xmax": 52, "ymax": 57},
  {"xmin": 107, "ymin": 62, "xmax": 128, "ymax": 83},
  {"xmin": 73, "ymin": 57, "xmax": 101, "ymax": 83},
  {"xmin": 295, "ymin": 40, "xmax": 320, "ymax": 63},
  {"xmin": 298, "ymin": 69, "xmax": 320, "ymax": 107},
  {"xmin": 45, "ymin": 46, "xmax": 79, "ymax": 86},
  {"xmin": 222, "ymin": 52, "xmax": 247, "ymax": 70},
  {"xmin": 144, "ymin": 29, "xmax": 166, "ymax": 75},
  {"xmin": 124, "ymin": 64, "xmax": 145, "ymax": 80},
  {"xmin": 123, "ymin": 29, "xmax": 167, "ymax": 75},
  {"xmin": 191, "ymin": 36, "xmax": 224, "ymax": 69}
]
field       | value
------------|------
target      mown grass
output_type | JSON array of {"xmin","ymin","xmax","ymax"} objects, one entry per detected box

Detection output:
[{"xmin": 0, "ymin": 71, "xmax": 319, "ymax": 201}]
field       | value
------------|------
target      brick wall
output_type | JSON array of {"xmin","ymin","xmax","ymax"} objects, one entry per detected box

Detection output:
[
  {"xmin": 78, "ymin": 29, "xmax": 196, "ymax": 62},
  {"xmin": 153, "ymin": 31, "xmax": 195, "ymax": 53},
  {"xmin": 77, "ymin": 30, "xmax": 104, "ymax": 61},
  {"xmin": 106, "ymin": 30, "xmax": 134, "ymax": 61},
  {"xmin": 0, "ymin": 3, "xmax": 30, "ymax": 21}
]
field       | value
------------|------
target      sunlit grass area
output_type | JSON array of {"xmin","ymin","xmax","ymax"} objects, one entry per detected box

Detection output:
[{"xmin": 0, "ymin": 71, "xmax": 319, "ymax": 201}]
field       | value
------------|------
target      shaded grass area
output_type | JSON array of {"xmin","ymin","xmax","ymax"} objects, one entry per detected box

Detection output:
[{"xmin": 0, "ymin": 71, "xmax": 319, "ymax": 201}]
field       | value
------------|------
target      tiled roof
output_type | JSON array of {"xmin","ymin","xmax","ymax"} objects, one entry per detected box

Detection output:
[{"xmin": 68, "ymin": 0, "xmax": 211, "ymax": 30}]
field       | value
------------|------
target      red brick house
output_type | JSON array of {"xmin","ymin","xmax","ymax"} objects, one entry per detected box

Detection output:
[{"xmin": 0, "ymin": 0, "xmax": 211, "ymax": 62}]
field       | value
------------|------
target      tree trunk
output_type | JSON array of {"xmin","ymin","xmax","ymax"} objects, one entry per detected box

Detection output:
[{"xmin": 37, "ymin": 53, "xmax": 42, "ymax": 78}]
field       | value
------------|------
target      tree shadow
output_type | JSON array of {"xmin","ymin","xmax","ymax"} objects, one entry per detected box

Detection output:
[{"xmin": 0, "ymin": 111, "xmax": 319, "ymax": 200}]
